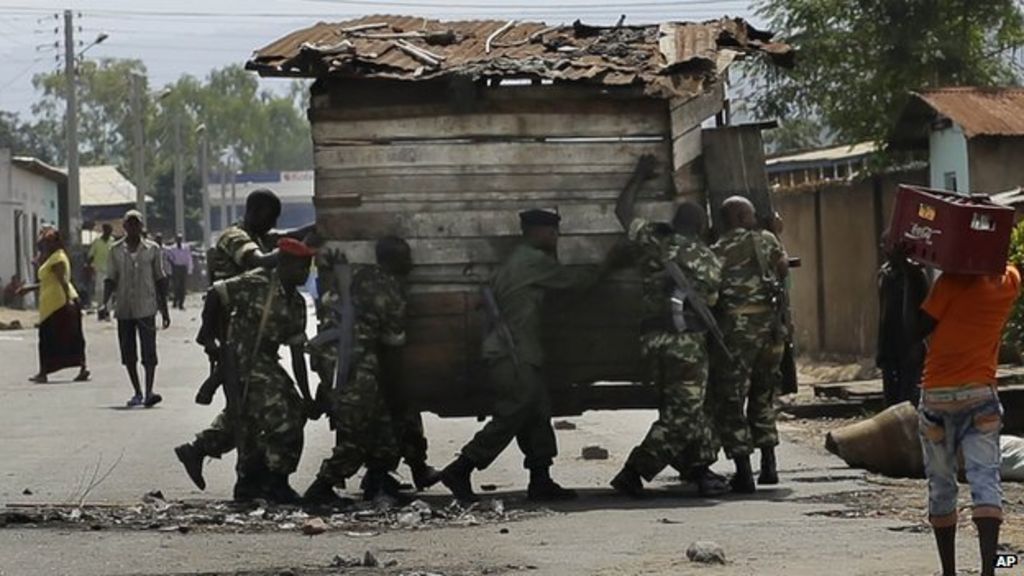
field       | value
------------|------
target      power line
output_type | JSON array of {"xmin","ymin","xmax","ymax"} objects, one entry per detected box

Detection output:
[
  {"xmin": 0, "ymin": 56, "xmax": 46, "ymax": 98},
  {"xmin": 299, "ymin": 0, "xmax": 747, "ymax": 9}
]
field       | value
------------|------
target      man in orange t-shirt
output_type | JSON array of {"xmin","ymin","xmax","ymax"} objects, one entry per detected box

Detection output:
[{"xmin": 918, "ymin": 264, "xmax": 1019, "ymax": 576}]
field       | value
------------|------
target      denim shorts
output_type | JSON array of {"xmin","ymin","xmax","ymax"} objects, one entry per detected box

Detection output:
[{"xmin": 918, "ymin": 390, "xmax": 1003, "ymax": 526}]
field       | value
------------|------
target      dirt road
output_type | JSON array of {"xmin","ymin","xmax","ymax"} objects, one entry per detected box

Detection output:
[{"xmin": 0, "ymin": 301, "xmax": 1014, "ymax": 575}]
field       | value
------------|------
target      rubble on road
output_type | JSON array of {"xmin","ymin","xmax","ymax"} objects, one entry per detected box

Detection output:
[
  {"xmin": 553, "ymin": 420, "xmax": 577, "ymax": 431},
  {"xmin": 581, "ymin": 446, "xmax": 609, "ymax": 460},
  {"xmin": 686, "ymin": 541, "xmax": 726, "ymax": 564},
  {"xmin": 0, "ymin": 493, "xmax": 550, "ymax": 535}
]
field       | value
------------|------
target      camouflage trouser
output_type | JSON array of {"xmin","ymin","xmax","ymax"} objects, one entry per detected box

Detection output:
[
  {"xmin": 391, "ymin": 409, "xmax": 428, "ymax": 468},
  {"xmin": 461, "ymin": 359, "xmax": 557, "ymax": 470},
  {"xmin": 627, "ymin": 331, "xmax": 716, "ymax": 481},
  {"xmin": 235, "ymin": 360, "xmax": 306, "ymax": 475},
  {"xmin": 316, "ymin": 357, "xmax": 401, "ymax": 485},
  {"xmin": 193, "ymin": 412, "xmax": 236, "ymax": 458},
  {"xmin": 708, "ymin": 311, "xmax": 784, "ymax": 459}
]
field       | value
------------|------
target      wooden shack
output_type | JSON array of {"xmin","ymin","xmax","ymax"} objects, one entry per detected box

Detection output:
[{"xmin": 247, "ymin": 16, "xmax": 792, "ymax": 417}]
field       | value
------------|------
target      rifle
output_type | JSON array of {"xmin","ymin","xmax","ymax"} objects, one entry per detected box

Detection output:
[
  {"xmin": 664, "ymin": 260, "xmax": 734, "ymax": 362},
  {"xmin": 308, "ymin": 258, "xmax": 355, "ymax": 419},
  {"xmin": 193, "ymin": 287, "xmax": 245, "ymax": 433},
  {"xmin": 480, "ymin": 285, "xmax": 520, "ymax": 372}
]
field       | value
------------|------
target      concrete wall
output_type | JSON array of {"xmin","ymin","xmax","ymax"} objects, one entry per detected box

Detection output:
[
  {"xmin": 0, "ymin": 150, "xmax": 63, "ymax": 289},
  {"xmin": 967, "ymin": 136, "xmax": 1024, "ymax": 194},
  {"xmin": 0, "ymin": 149, "xmax": 13, "ymax": 288},
  {"xmin": 929, "ymin": 124, "xmax": 969, "ymax": 192},
  {"xmin": 775, "ymin": 168, "xmax": 928, "ymax": 358}
]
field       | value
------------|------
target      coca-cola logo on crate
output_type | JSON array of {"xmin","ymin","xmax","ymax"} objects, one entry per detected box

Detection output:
[{"xmin": 904, "ymin": 223, "xmax": 943, "ymax": 245}]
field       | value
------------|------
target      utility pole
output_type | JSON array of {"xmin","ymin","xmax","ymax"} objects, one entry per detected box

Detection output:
[
  {"xmin": 130, "ymin": 75, "xmax": 146, "ymax": 223},
  {"xmin": 63, "ymin": 10, "xmax": 80, "ymax": 245},
  {"xmin": 173, "ymin": 113, "xmax": 184, "ymax": 237},
  {"xmin": 229, "ymin": 155, "xmax": 237, "ymax": 224},
  {"xmin": 197, "ymin": 125, "xmax": 210, "ymax": 247},
  {"xmin": 219, "ymin": 162, "xmax": 227, "ymax": 231}
]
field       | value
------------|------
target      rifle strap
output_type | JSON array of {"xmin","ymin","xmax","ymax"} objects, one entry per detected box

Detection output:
[{"xmin": 250, "ymin": 276, "xmax": 278, "ymax": 365}]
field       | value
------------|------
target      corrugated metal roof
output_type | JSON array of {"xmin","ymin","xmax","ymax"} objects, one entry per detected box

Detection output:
[
  {"xmin": 247, "ymin": 15, "xmax": 792, "ymax": 99},
  {"xmin": 914, "ymin": 87, "xmax": 1024, "ymax": 138},
  {"xmin": 11, "ymin": 156, "xmax": 66, "ymax": 184},
  {"xmin": 80, "ymin": 166, "xmax": 137, "ymax": 207},
  {"xmin": 766, "ymin": 142, "xmax": 878, "ymax": 166}
]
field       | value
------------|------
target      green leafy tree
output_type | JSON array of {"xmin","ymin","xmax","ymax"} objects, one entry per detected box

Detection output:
[
  {"xmin": 25, "ymin": 60, "xmax": 312, "ymax": 240},
  {"xmin": 0, "ymin": 111, "xmax": 57, "ymax": 162},
  {"xmin": 748, "ymin": 0, "xmax": 1024, "ymax": 145}
]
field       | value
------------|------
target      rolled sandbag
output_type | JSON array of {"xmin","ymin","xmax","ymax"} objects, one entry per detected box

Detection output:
[{"xmin": 825, "ymin": 401, "xmax": 925, "ymax": 479}]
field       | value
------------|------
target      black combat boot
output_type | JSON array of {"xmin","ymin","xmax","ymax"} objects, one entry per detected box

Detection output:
[
  {"xmin": 527, "ymin": 466, "xmax": 578, "ymax": 502},
  {"xmin": 729, "ymin": 455, "xmax": 756, "ymax": 494},
  {"xmin": 265, "ymin": 473, "xmax": 302, "ymax": 505},
  {"xmin": 691, "ymin": 466, "xmax": 730, "ymax": 497},
  {"xmin": 933, "ymin": 525, "xmax": 957, "ymax": 576},
  {"xmin": 975, "ymin": 518, "xmax": 1000, "ymax": 576},
  {"xmin": 174, "ymin": 443, "xmax": 206, "ymax": 491},
  {"xmin": 233, "ymin": 475, "xmax": 263, "ymax": 502},
  {"xmin": 303, "ymin": 476, "xmax": 354, "ymax": 509},
  {"xmin": 409, "ymin": 462, "xmax": 442, "ymax": 491},
  {"xmin": 610, "ymin": 464, "xmax": 646, "ymax": 499},
  {"xmin": 758, "ymin": 446, "xmax": 779, "ymax": 485},
  {"xmin": 440, "ymin": 455, "xmax": 480, "ymax": 503},
  {"xmin": 360, "ymin": 470, "xmax": 404, "ymax": 499}
]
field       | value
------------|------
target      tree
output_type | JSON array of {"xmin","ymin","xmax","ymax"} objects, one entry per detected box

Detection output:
[
  {"xmin": 747, "ymin": 0, "xmax": 1024, "ymax": 145},
  {"xmin": 0, "ymin": 111, "xmax": 57, "ymax": 162},
  {"xmin": 763, "ymin": 118, "xmax": 825, "ymax": 155},
  {"xmin": 25, "ymin": 60, "xmax": 313, "ymax": 240}
]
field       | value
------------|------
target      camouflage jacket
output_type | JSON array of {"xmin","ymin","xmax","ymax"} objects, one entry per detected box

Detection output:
[
  {"xmin": 481, "ymin": 242, "xmax": 598, "ymax": 366},
  {"xmin": 711, "ymin": 228, "xmax": 785, "ymax": 313},
  {"xmin": 311, "ymin": 255, "xmax": 406, "ymax": 372},
  {"xmin": 207, "ymin": 224, "xmax": 273, "ymax": 283},
  {"xmin": 629, "ymin": 218, "xmax": 721, "ymax": 325},
  {"xmin": 213, "ymin": 268, "xmax": 307, "ymax": 370}
]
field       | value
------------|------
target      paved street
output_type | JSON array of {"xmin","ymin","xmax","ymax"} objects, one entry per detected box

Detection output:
[{"xmin": 0, "ymin": 299, "xmax": 989, "ymax": 575}]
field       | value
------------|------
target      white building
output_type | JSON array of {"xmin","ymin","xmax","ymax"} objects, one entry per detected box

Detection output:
[
  {"xmin": 206, "ymin": 170, "xmax": 313, "ymax": 238},
  {"xmin": 0, "ymin": 149, "xmax": 65, "ymax": 284}
]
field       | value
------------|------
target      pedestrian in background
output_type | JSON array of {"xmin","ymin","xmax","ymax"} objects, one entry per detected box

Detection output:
[
  {"xmin": 18, "ymin": 228, "xmax": 90, "ymax": 384},
  {"xmin": 916, "ymin": 261, "xmax": 1019, "ymax": 576},
  {"xmin": 88, "ymin": 224, "xmax": 115, "ymax": 320},
  {"xmin": 103, "ymin": 210, "xmax": 171, "ymax": 408},
  {"xmin": 166, "ymin": 234, "xmax": 193, "ymax": 310},
  {"xmin": 877, "ymin": 233, "xmax": 930, "ymax": 407}
]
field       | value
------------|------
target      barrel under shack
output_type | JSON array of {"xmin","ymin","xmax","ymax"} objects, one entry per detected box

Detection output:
[{"xmin": 246, "ymin": 15, "xmax": 793, "ymax": 417}]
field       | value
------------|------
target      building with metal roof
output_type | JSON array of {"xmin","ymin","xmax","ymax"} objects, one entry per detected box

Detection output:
[
  {"xmin": 766, "ymin": 142, "xmax": 878, "ymax": 190},
  {"xmin": 893, "ymin": 87, "xmax": 1024, "ymax": 194}
]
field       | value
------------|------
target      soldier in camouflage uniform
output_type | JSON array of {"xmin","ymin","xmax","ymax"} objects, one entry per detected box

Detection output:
[
  {"xmin": 440, "ymin": 209, "xmax": 626, "ymax": 503},
  {"xmin": 199, "ymin": 238, "xmax": 316, "ymax": 502},
  {"xmin": 609, "ymin": 199, "xmax": 730, "ymax": 498},
  {"xmin": 174, "ymin": 189, "xmax": 313, "ymax": 492},
  {"xmin": 708, "ymin": 196, "xmax": 788, "ymax": 493},
  {"xmin": 304, "ymin": 237, "xmax": 418, "ymax": 505}
]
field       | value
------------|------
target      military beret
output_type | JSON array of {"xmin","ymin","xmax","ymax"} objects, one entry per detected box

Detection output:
[
  {"xmin": 277, "ymin": 237, "xmax": 316, "ymax": 258},
  {"xmin": 519, "ymin": 209, "xmax": 561, "ymax": 228}
]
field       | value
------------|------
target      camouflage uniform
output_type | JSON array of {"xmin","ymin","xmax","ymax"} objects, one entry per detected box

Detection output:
[
  {"xmin": 309, "ymin": 263, "xmax": 406, "ymax": 485},
  {"xmin": 192, "ymin": 224, "xmax": 274, "ymax": 458},
  {"xmin": 461, "ymin": 243, "xmax": 598, "ymax": 470},
  {"xmin": 708, "ymin": 228, "xmax": 786, "ymax": 459},
  {"xmin": 624, "ymin": 218, "xmax": 722, "ymax": 481},
  {"xmin": 213, "ymin": 269, "xmax": 308, "ymax": 478}
]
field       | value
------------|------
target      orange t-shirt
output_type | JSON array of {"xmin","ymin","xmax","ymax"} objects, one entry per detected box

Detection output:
[{"xmin": 921, "ymin": 265, "xmax": 1021, "ymax": 389}]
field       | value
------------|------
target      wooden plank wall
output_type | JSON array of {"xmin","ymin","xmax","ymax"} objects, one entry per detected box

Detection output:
[{"xmin": 311, "ymin": 79, "xmax": 721, "ymax": 415}]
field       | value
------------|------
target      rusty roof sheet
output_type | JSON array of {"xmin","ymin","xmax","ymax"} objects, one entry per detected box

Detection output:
[
  {"xmin": 915, "ymin": 88, "xmax": 1024, "ymax": 138},
  {"xmin": 247, "ymin": 15, "xmax": 792, "ymax": 100}
]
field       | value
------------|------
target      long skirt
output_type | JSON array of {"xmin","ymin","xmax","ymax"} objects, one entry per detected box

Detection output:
[{"xmin": 38, "ymin": 303, "xmax": 86, "ymax": 374}]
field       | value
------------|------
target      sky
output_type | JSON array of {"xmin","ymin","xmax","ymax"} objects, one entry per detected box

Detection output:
[{"xmin": 0, "ymin": 0, "xmax": 758, "ymax": 117}]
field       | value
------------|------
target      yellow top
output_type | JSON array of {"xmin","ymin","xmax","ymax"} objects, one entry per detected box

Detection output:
[{"xmin": 38, "ymin": 249, "xmax": 79, "ymax": 322}]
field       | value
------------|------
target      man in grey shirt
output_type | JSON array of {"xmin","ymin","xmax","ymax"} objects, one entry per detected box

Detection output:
[{"xmin": 103, "ymin": 210, "xmax": 171, "ymax": 408}]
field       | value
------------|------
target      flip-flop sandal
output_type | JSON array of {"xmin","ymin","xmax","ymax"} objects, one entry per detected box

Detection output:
[
  {"xmin": 144, "ymin": 394, "xmax": 163, "ymax": 408},
  {"xmin": 73, "ymin": 370, "xmax": 91, "ymax": 382}
]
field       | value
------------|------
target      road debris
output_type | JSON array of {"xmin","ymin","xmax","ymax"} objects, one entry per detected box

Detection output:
[
  {"xmin": 553, "ymin": 420, "xmax": 577, "ymax": 431},
  {"xmin": 0, "ymin": 493, "xmax": 549, "ymax": 534},
  {"xmin": 302, "ymin": 517, "xmax": 328, "ymax": 535},
  {"xmin": 581, "ymin": 446, "xmax": 609, "ymax": 460},
  {"xmin": 686, "ymin": 541, "xmax": 726, "ymax": 564}
]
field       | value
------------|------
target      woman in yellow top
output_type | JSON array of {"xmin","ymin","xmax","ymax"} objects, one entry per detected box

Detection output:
[{"xmin": 18, "ymin": 228, "xmax": 90, "ymax": 383}]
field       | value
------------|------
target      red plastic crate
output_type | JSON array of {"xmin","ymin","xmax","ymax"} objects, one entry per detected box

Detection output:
[{"xmin": 887, "ymin": 185, "xmax": 1014, "ymax": 275}]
